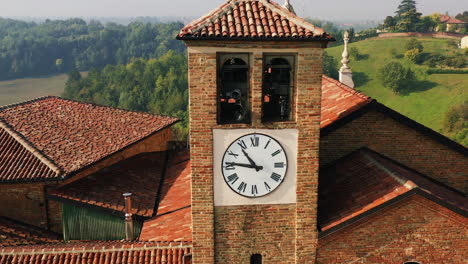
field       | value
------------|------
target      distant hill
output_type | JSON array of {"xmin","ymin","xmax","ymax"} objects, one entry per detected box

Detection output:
[{"xmin": 326, "ymin": 37, "xmax": 467, "ymax": 145}]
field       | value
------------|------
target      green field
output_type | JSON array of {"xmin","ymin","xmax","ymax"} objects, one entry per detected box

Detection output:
[
  {"xmin": 326, "ymin": 37, "xmax": 467, "ymax": 134},
  {"xmin": 0, "ymin": 74, "xmax": 68, "ymax": 106},
  {"xmin": 0, "ymin": 73, "xmax": 90, "ymax": 106}
]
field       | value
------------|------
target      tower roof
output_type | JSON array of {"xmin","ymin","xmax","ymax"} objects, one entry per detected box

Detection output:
[{"xmin": 177, "ymin": 0, "xmax": 334, "ymax": 41}]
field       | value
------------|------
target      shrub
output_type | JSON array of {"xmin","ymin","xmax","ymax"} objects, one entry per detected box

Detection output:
[
  {"xmin": 323, "ymin": 51, "xmax": 339, "ymax": 79},
  {"xmin": 379, "ymin": 62, "xmax": 416, "ymax": 94},
  {"xmin": 425, "ymin": 54, "xmax": 446, "ymax": 67},
  {"xmin": 405, "ymin": 38, "xmax": 424, "ymax": 52},
  {"xmin": 350, "ymin": 47, "xmax": 360, "ymax": 61},
  {"xmin": 405, "ymin": 48, "xmax": 421, "ymax": 63},
  {"xmin": 389, "ymin": 48, "xmax": 402, "ymax": 59},
  {"xmin": 426, "ymin": 68, "xmax": 468, "ymax": 74},
  {"xmin": 444, "ymin": 56, "xmax": 466, "ymax": 68}
]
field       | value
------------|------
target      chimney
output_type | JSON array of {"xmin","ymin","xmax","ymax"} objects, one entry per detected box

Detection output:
[
  {"xmin": 123, "ymin": 193, "xmax": 134, "ymax": 241},
  {"xmin": 339, "ymin": 31, "xmax": 355, "ymax": 88},
  {"xmin": 283, "ymin": 0, "xmax": 296, "ymax": 15}
]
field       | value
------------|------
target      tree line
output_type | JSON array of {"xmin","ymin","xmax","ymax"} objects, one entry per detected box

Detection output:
[
  {"xmin": 63, "ymin": 51, "xmax": 189, "ymax": 139},
  {"xmin": 0, "ymin": 18, "xmax": 185, "ymax": 80}
]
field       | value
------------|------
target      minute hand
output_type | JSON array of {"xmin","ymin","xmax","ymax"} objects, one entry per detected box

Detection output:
[
  {"xmin": 226, "ymin": 162, "xmax": 263, "ymax": 170},
  {"xmin": 242, "ymin": 149, "xmax": 261, "ymax": 171}
]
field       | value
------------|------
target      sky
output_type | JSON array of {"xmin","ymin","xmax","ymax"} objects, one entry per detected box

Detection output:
[{"xmin": 0, "ymin": 0, "xmax": 466, "ymax": 21}]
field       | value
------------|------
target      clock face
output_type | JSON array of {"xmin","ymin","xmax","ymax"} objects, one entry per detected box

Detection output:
[{"xmin": 221, "ymin": 133, "xmax": 288, "ymax": 197}]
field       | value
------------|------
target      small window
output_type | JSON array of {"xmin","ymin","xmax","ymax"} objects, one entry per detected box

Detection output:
[
  {"xmin": 250, "ymin": 254, "xmax": 262, "ymax": 264},
  {"xmin": 262, "ymin": 55, "xmax": 295, "ymax": 122},
  {"xmin": 218, "ymin": 54, "xmax": 250, "ymax": 124}
]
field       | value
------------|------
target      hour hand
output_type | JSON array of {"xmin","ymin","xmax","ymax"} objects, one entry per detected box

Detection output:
[{"xmin": 225, "ymin": 162, "xmax": 263, "ymax": 170}]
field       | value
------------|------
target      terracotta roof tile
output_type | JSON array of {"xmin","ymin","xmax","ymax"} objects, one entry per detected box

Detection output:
[
  {"xmin": 0, "ymin": 241, "xmax": 192, "ymax": 264},
  {"xmin": 318, "ymin": 148, "xmax": 468, "ymax": 231},
  {"xmin": 320, "ymin": 75, "xmax": 372, "ymax": 128},
  {"xmin": 140, "ymin": 151, "xmax": 192, "ymax": 242},
  {"xmin": 0, "ymin": 218, "xmax": 61, "ymax": 247},
  {"xmin": 0, "ymin": 96, "xmax": 178, "ymax": 182},
  {"xmin": 48, "ymin": 152, "xmax": 167, "ymax": 217},
  {"xmin": 178, "ymin": 0, "xmax": 333, "ymax": 41}
]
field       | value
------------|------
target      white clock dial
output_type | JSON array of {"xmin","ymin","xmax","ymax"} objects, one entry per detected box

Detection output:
[{"xmin": 221, "ymin": 133, "xmax": 288, "ymax": 197}]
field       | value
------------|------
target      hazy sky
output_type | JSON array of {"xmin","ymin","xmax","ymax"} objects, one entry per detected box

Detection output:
[{"xmin": 1, "ymin": 0, "xmax": 467, "ymax": 21}]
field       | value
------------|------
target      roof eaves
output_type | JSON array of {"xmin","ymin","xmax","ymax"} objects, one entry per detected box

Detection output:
[
  {"xmin": 0, "ymin": 118, "xmax": 63, "ymax": 176},
  {"xmin": 46, "ymin": 194, "xmax": 150, "ymax": 220}
]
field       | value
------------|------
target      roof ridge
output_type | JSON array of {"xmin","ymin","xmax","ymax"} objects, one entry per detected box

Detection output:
[
  {"xmin": 0, "ymin": 96, "xmax": 55, "ymax": 111},
  {"xmin": 0, "ymin": 118, "xmax": 63, "ymax": 175},
  {"xmin": 322, "ymin": 75, "xmax": 371, "ymax": 101},
  {"xmin": 1, "ymin": 95, "xmax": 179, "ymax": 121}
]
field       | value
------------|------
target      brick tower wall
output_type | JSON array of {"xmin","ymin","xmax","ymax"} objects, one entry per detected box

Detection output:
[{"xmin": 186, "ymin": 41, "xmax": 325, "ymax": 263}]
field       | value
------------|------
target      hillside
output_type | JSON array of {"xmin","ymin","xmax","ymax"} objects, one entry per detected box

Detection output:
[{"xmin": 326, "ymin": 37, "xmax": 467, "ymax": 143}]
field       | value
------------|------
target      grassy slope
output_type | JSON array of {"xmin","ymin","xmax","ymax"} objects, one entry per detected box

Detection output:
[{"xmin": 326, "ymin": 37, "xmax": 467, "ymax": 134}]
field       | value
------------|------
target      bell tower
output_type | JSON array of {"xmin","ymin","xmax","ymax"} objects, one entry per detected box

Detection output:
[{"xmin": 177, "ymin": 0, "xmax": 334, "ymax": 263}]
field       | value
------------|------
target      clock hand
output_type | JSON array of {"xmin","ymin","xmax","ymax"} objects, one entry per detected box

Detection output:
[
  {"xmin": 225, "ymin": 162, "xmax": 263, "ymax": 170},
  {"xmin": 241, "ymin": 149, "xmax": 262, "ymax": 172}
]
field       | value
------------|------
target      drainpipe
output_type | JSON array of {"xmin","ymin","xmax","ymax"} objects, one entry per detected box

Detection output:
[{"xmin": 123, "ymin": 193, "xmax": 134, "ymax": 241}]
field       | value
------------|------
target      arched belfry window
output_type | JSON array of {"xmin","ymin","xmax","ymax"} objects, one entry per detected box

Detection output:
[
  {"xmin": 262, "ymin": 55, "xmax": 295, "ymax": 122},
  {"xmin": 218, "ymin": 54, "xmax": 250, "ymax": 124},
  {"xmin": 250, "ymin": 254, "xmax": 262, "ymax": 264}
]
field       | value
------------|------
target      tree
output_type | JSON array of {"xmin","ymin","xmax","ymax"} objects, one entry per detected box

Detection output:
[
  {"xmin": 395, "ymin": 0, "xmax": 418, "ymax": 16},
  {"xmin": 383, "ymin": 16, "xmax": 396, "ymax": 30},
  {"xmin": 394, "ymin": 0, "xmax": 421, "ymax": 32},
  {"xmin": 455, "ymin": 11, "xmax": 468, "ymax": 23},
  {"xmin": 379, "ymin": 62, "xmax": 416, "ymax": 94}
]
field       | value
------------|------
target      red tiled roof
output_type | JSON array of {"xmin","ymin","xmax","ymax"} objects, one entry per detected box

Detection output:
[
  {"xmin": 0, "ymin": 96, "xmax": 178, "ymax": 182},
  {"xmin": 440, "ymin": 15, "xmax": 466, "ymax": 24},
  {"xmin": 318, "ymin": 148, "xmax": 467, "ymax": 231},
  {"xmin": 48, "ymin": 152, "xmax": 167, "ymax": 218},
  {"xmin": 320, "ymin": 75, "xmax": 372, "ymax": 128},
  {"xmin": 0, "ymin": 127, "xmax": 58, "ymax": 182},
  {"xmin": 140, "ymin": 151, "xmax": 192, "ymax": 242},
  {"xmin": 178, "ymin": 0, "xmax": 333, "ymax": 41},
  {"xmin": 0, "ymin": 241, "xmax": 192, "ymax": 264},
  {"xmin": 0, "ymin": 218, "xmax": 61, "ymax": 247}
]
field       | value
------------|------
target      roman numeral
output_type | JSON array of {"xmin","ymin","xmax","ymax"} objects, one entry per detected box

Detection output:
[
  {"xmin": 228, "ymin": 151, "xmax": 239, "ymax": 158},
  {"xmin": 271, "ymin": 172, "xmax": 282, "ymax": 182},
  {"xmin": 264, "ymin": 182, "xmax": 271, "ymax": 191},
  {"xmin": 237, "ymin": 140, "xmax": 247, "ymax": 150},
  {"xmin": 238, "ymin": 182, "xmax": 247, "ymax": 193},
  {"xmin": 250, "ymin": 136, "xmax": 259, "ymax": 147},
  {"xmin": 251, "ymin": 185, "xmax": 258, "ymax": 195},
  {"xmin": 274, "ymin": 162, "xmax": 285, "ymax": 168},
  {"xmin": 227, "ymin": 173, "xmax": 239, "ymax": 184},
  {"xmin": 264, "ymin": 139, "xmax": 271, "ymax": 149},
  {"xmin": 271, "ymin": 149, "xmax": 282, "ymax": 157},
  {"xmin": 224, "ymin": 163, "xmax": 235, "ymax": 170}
]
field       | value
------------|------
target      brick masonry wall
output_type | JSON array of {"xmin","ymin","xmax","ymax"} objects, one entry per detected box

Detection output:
[
  {"xmin": 320, "ymin": 110, "xmax": 468, "ymax": 193},
  {"xmin": 47, "ymin": 199, "xmax": 62, "ymax": 233},
  {"xmin": 215, "ymin": 204, "xmax": 296, "ymax": 263},
  {"xmin": 0, "ymin": 128, "xmax": 173, "ymax": 232},
  {"xmin": 317, "ymin": 195, "xmax": 468, "ymax": 263},
  {"xmin": 0, "ymin": 183, "xmax": 48, "ymax": 228},
  {"xmin": 185, "ymin": 41, "xmax": 325, "ymax": 263}
]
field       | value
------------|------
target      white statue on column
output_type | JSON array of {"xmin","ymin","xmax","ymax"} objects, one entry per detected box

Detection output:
[{"xmin": 339, "ymin": 31, "xmax": 355, "ymax": 88}]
